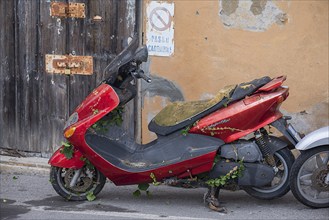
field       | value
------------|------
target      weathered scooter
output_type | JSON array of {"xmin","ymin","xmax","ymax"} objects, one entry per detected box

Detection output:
[
  {"xmin": 48, "ymin": 37, "xmax": 301, "ymax": 211},
  {"xmin": 290, "ymin": 126, "xmax": 329, "ymax": 208}
]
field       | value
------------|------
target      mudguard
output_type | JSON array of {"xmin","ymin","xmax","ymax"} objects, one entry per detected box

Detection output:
[
  {"xmin": 48, "ymin": 146, "xmax": 85, "ymax": 169},
  {"xmin": 295, "ymin": 126, "xmax": 329, "ymax": 151}
]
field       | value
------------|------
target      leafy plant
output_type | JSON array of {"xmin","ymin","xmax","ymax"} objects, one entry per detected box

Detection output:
[
  {"xmin": 60, "ymin": 142, "xmax": 74, "ymax": 159},
  {"xmin": 133, "ymin": 183, "xmax": 151, "ymax": 197},
  {"xmin": 181, "ymin": 125, "xmax": 192, "ymax": 136},
  {"xmin": 86, "ymin": 191, "xmax": 96, "ymax": 201},
  {"xmin": 80, "ymin": 156, "xmax": 95, "ymax": 170},
  {"xmin": 133, "ymin": 189, "xmax": 141, "ymax": 197},
  {"xmin": 109, "ymin": 106, "xmax": 124, "ymax": 126},
  {"xmin": 206, "ymin": 160, "xmax": 245, "ymax": 187},
  {"xmin": 132, "ymin": 173, "xmax": 161, "ymax": 197},
  {"xmin": 92, "ymin": 109, "xmax": 99, "ymax": 115},
  {"xmin": 150, "ymin": 173, "xmax": 161, "ymax": 186},
  {"xmin": 91, "ymin": 106, "xmax": 125, "ymax": 133}
]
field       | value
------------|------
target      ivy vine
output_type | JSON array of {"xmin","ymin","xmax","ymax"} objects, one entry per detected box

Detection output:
[
  {"xmin": 206, "ymin": 160, "xmax": 245, "ymax": 187},
  {"xmin": 80, "ymin": 156, "xmax": 95, "ymax": 170},
  {"xmin": 181, "ymin": 121, "xmax": 199, "ymax": 136},
  {"xmin": 133, "ymin": 173, "xmax": 161, "ymax": 197}
]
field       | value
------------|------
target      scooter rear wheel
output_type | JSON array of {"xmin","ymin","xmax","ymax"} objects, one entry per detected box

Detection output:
[
  {"xmin": 243, "ymin": 148, "xmax": 294, "ymax": 200},
  {"xmin": 290, "ymin": 146, "xmax": 329, "ymax": 208},
  {"xmin": 50, "ymin": 166, "xmax": 106, "ymax": 201}
]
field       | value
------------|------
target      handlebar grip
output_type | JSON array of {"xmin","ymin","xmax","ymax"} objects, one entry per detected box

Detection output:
[
  {"xmin": 136, "ymin": 69, "xmax": 151, "ymax": 83},
  {"xmin": 141, "ymin": 74, "xmax": 152, "ymax": 83}
]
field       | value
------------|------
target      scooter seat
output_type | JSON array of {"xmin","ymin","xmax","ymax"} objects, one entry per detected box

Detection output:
[{"xmin": 148, "ymin": 76, "xmax": 272, "ymax": 136}]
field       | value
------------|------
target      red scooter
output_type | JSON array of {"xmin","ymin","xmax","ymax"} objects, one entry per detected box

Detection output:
[{"xmin": 49, "ymin": 37, "xmax": 300, "ymax": 210}]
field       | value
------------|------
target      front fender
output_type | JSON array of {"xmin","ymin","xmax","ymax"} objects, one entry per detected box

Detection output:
[
  {"xmin": 295, "ymin": 126, "xmax": 329, "ymax": 151},
  {"xmin": 48, "ymin": 146, "xmax": 85, "ymax": 169}
]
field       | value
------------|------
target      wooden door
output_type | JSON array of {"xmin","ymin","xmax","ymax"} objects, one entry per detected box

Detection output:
[{"xmin": 0, "ymin": 0, "xmax": 137, "ymax": 156}]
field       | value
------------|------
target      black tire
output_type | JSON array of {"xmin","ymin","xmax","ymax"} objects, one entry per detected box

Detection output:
[
  {"xmin": 50, "ymin": 166, "xmax": 106, "ymax": 201},
  {"xmin": 244, "ymin": 148, "xmax": 295, "ymax": 200},
  {"xmin": 290, "ymin": 146, "xmax": 329, "ymax": 208}
]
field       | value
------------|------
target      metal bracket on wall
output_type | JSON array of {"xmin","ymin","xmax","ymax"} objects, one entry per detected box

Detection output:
[
  {"xmin": 45, "ymin": 54, "xmax": 93, "ymax": 75},
  {"xmin": 50, "ymin": 2, "xmax": 86, "ymax": 18}
]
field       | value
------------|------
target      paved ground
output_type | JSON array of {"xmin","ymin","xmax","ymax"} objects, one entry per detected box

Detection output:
[{"xmin": 0, "ymin": 155, "xmax": 328, "ymax": 219}]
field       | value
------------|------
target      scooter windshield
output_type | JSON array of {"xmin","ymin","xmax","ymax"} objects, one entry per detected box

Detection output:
[{"xmin": 103, "ymin": 36, "xmax": 139, "ymax": 83}]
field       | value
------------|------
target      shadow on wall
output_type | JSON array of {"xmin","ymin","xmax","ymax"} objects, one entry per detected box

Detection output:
[
  {"xmin": 282, "ymin": 102, "xmax": 329, "ymax": 135},
  {"xmin": 141, "ymin": 75, "xmax": 185, "ymax": 106}
]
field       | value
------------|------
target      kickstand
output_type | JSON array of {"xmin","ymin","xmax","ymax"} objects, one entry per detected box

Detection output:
[{"xmin": 204, "ymin": 186, "xmax": 227, "ymax": 213}]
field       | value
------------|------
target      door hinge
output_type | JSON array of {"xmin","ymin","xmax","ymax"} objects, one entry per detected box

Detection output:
[
  {"xmin": 50, "ymin": 2, "xmax": 86, "ymax": 19},
  {"xmin": 45, "ymin": 54, "xmax": 93, "ymax": 75}
]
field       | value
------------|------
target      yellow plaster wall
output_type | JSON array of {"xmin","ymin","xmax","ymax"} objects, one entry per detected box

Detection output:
[{"xmin": 141, "ymin": 0, "xmax": 328, "ymax": 143}]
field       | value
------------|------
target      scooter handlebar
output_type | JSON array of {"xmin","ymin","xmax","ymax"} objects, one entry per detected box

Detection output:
[{"xmin": 132, "ymin": 69, "xmax": 152, "ymax": 83}]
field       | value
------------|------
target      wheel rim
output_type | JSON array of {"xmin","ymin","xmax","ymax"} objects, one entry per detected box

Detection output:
[
  {"xmin": 297, "ymin": 151, "xmax": 329, "ymax": 205},
  {"xmin": 56, "ymin": 167, "xmax": 101, "ymax": 197},
  {"xmin": 251, "ymin": 152, "xmax": 289, "ymax": 193}
]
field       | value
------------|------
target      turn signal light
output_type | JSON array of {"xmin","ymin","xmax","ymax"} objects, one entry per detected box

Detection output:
[{"xmin": 64, "ymin": 127, "xmax": 76, "ymax": 138}]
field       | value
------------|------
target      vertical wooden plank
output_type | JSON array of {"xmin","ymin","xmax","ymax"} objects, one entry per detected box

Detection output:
[
  {"xmin": 66, "ymin": 0, "xmax": 94, "ymax": 113},
  {"xmin": 14, "ymin": 0, "xmax": 40, "ymax": 151},
  {"xmin": 118, "ymin": 0, "xmax": 137, "ymax": 145},
  {"xmin": 38, "ymin": 0, "xmax": 69, "ymax": 155},
  {"xmin": 0, "ymin": 0, "xmax": 16, "ymax": 148}
]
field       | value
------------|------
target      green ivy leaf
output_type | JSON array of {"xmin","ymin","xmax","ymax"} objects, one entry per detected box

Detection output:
[
  {"xmin": 86, "ymin": 191, "xmax": 96, "ymax": 201},
  {"xmin": 138, "ymin": 183, "xmax": 150, "ymax": 191},
  {"xmin": 133, "ymin": 189, "xmax": 141, "ymax": 197},
  {"xmin": 62, "ymin": 141, "xmax": 71, "ymax": 147},
  {"xmin": 60, "ymin": 142, "xmax": 74, "ymax": 159}
]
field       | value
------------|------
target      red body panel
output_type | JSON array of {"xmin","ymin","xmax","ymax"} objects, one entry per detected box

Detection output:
[
  {"xmin": 49, "ymin": 146, "xmax": 84, "ymax": 169},
  {"xmin": 257, "ymin": 75, "xmax": 286, "ymax": 92},
  {"xmin": 49, "ymin": 76, "xmax": 290, "ymax": 186},
  {"xmin": 189, "ymin": 87, "xmax": 289, "ymax": 143}
]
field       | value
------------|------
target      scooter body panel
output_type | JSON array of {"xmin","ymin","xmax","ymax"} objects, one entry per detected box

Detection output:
[
  {"xmin": 48, "ymin": 146, "xmax": 85, "ymax": 169},
  {"xmin": 295, "ymin": 126, "xmax": 329, "ymax": 151},
  {"xmin": 189, "ymin": 87, "xmax": 289, "ymax": 143}
]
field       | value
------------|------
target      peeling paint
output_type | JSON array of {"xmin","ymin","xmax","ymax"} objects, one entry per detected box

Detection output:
[
  {"xmin": 122, "ymin": 160, "xmax": 147, "ymax": 168},
  {"xmin": 219, "ymin": 0, "xmax": 287, "ymax": 32},
  {"xmin": 221, "ymin": 0, "xmax": 239, "ymax": 16},
  {"xmin": 126, "ymin": 0, "xmax": 135, "ymax": 31},
  {"xmin": 47, "ymin": 18, "xmax": 64, "ymax": 35},
  {"xmin": 250, "ymin": 0, "xmax": 267, "ymax": 16}
]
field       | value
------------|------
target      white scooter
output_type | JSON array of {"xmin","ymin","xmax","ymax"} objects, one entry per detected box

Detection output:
[{"xmin": 290, "ymin": 126, "xmax": 329, "ymax": 208}]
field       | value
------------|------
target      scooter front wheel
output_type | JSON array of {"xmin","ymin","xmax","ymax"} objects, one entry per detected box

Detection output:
[
  {"xmin": 50, "ymin": 166, "xmax": 106, "ymax": 201},
  {"xmin": 290, "ymin": 146, "xmax": 329, "ymax": 208}
]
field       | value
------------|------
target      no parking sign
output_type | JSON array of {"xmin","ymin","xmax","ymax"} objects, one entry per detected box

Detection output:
[{"xmin": 146, "ymin": 1, "xmax": 174, "ymax": 57}]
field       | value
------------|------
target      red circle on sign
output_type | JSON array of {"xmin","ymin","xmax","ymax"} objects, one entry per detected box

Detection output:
[{"xmin": 149, "ymin": 7, "xmax": 172, "ymax": 32}]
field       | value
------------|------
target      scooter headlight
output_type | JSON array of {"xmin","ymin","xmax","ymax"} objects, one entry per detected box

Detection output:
[{"xmin": 64, "ymin": 112, "xmax": 79, "ymax": 130}]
